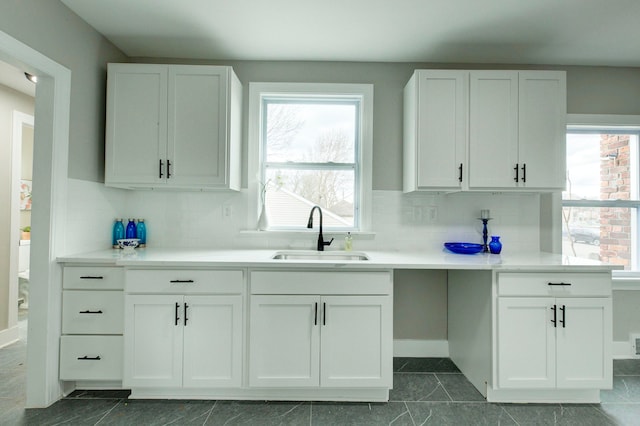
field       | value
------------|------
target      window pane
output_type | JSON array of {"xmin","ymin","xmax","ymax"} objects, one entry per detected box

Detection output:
[
  {"xmin": 264, "ymin": 168, "xmax": 354, "ymax": 228},
  {"xmin": 564, "ymin": 132, "xmax": 637, "ymax": 201},
  {"xmin": 562, "ymin": 206, "xmax": 635, "ymax": 270},
  {"xmin": 265, "ymin": 102, "xmax": 356, "ymax": 163}
]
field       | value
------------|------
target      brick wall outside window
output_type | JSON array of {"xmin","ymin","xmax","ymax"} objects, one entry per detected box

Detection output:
[{"xmin": 599, "ymin": 135, "xmax": 631, "ymax": 267}]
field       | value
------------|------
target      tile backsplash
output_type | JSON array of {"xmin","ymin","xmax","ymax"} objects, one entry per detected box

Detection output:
[{"xmin": 64, "ymin": 178, "xmax": 541, "ymax": 254}]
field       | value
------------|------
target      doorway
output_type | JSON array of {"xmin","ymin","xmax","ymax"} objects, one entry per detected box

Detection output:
[{"xmin": 0, "ymin": 29, "xmax": 71, "ymax": 408}]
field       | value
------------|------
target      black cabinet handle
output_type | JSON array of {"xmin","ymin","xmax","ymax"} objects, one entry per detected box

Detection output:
[
  {"xmin": 80, "ymin": 276, "xmax": 103, "ymax": 280},
  {"xmin": 513, "ymin": 163, "xmax": 519, "ymax": 182},
  {"xmin": 77, "ymin": 355, "xmax": 101, "ymax": 361},
  {"xmin": 548, "ymin": 282, "xmax": 572, "ymax": 286},
  {"xmin": 79, "ymin": 310, "xmax": 103, "ymax": 314},
  {"xmin": 175, "ymin": 302, "xmax": 180, "ymax": 326},
  {"xmin": 184, "ymin": 303, "xmax": 189, "ymax": 326},
  {"xmin": 559, "ymin": 305, "xmax": 566, "ymax": 328},
  {"xmin": 458, "ymin": 163, "xmax": 463, "ymax": 183},
  {"xmin": 521, "ymin": 163, "xmax": 527, "ymax": 183},
  {"xmin": 159, "ymin": 159, "xmax": 164, "ymax": 178},
  {"xmin": 323, "ymin": 302, "xmax": 326, "ymax": 326},
  {"xmin": 170, "ymin": 279, "xmax": 194, "ymax": 284},
  {"xmin": 314, "ymin": 302, "xmax": 318, "ymax": 326},
  {"xmin": 550, "ymin": 305, "xmax": 557, "ymax": 327},
  {"xmin": 167, "ymin": 160, "xmax": 172, "ymax": 178}
]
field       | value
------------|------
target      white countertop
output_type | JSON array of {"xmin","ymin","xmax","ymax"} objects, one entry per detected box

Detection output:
[{"xmin": 57, "ymin": 248, "xmax": 621, "ymax": 272}]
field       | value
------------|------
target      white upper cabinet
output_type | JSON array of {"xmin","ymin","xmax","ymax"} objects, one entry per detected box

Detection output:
[
  {"xmin": 105, "ymin": 63, "xmax": 241, "ymax": 190},
  {"xmin": 404, "ymin": 69, "xmax": 566, "ymax": 192},
  {"xmin": 517, "ymin": 71, "xmax": 567, "ymax": 190},
  {"xmin": 404, "ymin": 70, "xmax": 468, "ymax": 191},
  {"xmin": 468, "ymin": 71, "xmax": 519, "ymax": 189}
]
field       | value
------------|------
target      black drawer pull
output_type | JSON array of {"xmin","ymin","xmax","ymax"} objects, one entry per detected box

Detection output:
[
  {"xmin": 458, "ymin": 163, "xmax": 463, "ymax": 183},
  {"xmin": 79, "ymin": 310, "xmax": 103, "ymax": 314},
  {"xmin": 175, "ymin": 302, "xmax": 180, "ymax": 326},
  {"xmin": 77, "ymin": 355, "xmax": 101, "ymax": 361},
  {"xmin": 170, "ymin": 279, "xmax": 194, "ymax": 283},
  {"xmin": 184, "ymin": 303, "xmax": 189, "ymax": 326},
  {"xmin": 548, "ymin": 282, "xmax": 572, "ymax": 286},
  {"xmin": 514, "ymin": 163, "xmax": 519, "ymax": 182},
  {"xmin": 550, "ymin": 305, "xmax": 557, "ymax": 327},
  {"xmin": 159, "ymin": 159, "xmax": 164, "ymax": 178},
  {"xmin": 79, "ymin": 276, "xmax": 103, "ymax": 280},
  {"xmin": 559, "ymin": 305, "xmax": 566, "ymax": 328}
]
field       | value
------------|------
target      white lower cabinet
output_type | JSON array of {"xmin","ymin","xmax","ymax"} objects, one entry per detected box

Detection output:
[
  {"xmin": 124, "ymin": 294, "xmax": 242, "ymax": 388},
  {"xmin": 496, "ymin": 273, "xmax": 612, "ymax": 391},
  {"xmin": 59, "ymin": 266, "xmax": 124, "ymax": 382},
  {"xmin": 249, "ymin": 271, "xmax": 393, "ymax": 389}
]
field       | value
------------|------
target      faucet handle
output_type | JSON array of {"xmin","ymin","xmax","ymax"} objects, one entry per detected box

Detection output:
[{"xmin": 324, "ymin": 238, "xmax": 334, "ymax": 247}]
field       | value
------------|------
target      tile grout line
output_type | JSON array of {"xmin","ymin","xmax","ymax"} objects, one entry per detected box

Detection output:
[{"xmin": 93, "ymin": 398, "xmax": 124, "ymax": 425}]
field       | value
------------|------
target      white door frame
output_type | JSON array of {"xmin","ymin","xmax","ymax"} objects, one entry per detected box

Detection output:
[
  {"xmin": 0, "ymin": 30, "xmax": 70, "ymax": 408},
  {"xmin": 4, "ymin": 111, "xmax": 35, "ymax": 347}
]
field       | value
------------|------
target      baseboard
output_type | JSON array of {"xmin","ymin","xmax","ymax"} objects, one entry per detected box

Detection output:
[
  {"xmin": 0, "ymin": 326, "xmax": 20, "ymax": 349},
  {"xmin": 393, "ymin": 339, "xmax": 449, "ymax": 357}
]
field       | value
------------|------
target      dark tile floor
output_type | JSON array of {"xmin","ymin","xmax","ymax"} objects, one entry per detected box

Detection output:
[{"xmin": 2, "ymin": 317, "xmax": 640, "ymax": 425}]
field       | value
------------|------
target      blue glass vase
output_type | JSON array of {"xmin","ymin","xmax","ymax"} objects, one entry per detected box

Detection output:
[
  {"xmin": 126, "ymin": 219, "xmax": 137, "ymax": 239},
  {"xmin": 112, "ymin": 218, "xmax": 124, "ymax": 248},
  {"xmin": 136, "ymin": 219, "xmax": 147, "ymax": 247},
  {"xmin": 489, "ymin": 236, "xmax": 502, "ymax": 254}
]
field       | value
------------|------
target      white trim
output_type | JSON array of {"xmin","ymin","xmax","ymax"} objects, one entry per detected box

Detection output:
[
  {"xmin": 0, "ymin": 30, "xmax": 71, "ymax": 408},
  {"xmin": 248, "ymin": 82, "xmax": 373, "ymax": 232},
  {"xmin": 0, "ymin": 324, "xmax": 19, "ymax": 348},
  {"xmin": 567, "ymin": 114, "xmax": 640, "ymax": 128},
  {"xmin": 9, "ymin": 111, "xmax": 33, "ymax": 346},
  {"xmin": 393, "ymin": 339, "xmax": 449, "ymax": 357},
  {"xmin": 613, "ymin": 340, "xmax": 634, "ymax": 359}
]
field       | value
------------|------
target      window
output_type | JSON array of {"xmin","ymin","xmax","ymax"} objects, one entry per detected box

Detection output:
[
  {"xmin": 248, "ymin": 83, "xmax": 373, "ymax": 231},
  {"xmin": 563, "ymin": 121, "xmax": 640, "ymax": 270}
]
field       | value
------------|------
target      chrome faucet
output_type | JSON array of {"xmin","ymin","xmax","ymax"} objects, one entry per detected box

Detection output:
[{"xmin": 307, "ymin": 206, "xmax": 334, "ymax": 251}]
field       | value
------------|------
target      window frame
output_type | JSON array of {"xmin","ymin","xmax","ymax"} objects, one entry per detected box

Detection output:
[
  {"xmin": 248, "ymin": 82, "xmax": 373, "ymax": 233},
  {"xmin": 563, "ymin": 114, "xmax": 640, "ymax": 276}
]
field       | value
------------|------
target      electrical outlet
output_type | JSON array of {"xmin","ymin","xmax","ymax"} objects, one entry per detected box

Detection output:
[
  {"xmin": 222, "ymin": 204, "xmax": 232, "ymax": 218},
  {"xmin": 427, "ymin": 206, "xmax": 438, "ymax": 222}
]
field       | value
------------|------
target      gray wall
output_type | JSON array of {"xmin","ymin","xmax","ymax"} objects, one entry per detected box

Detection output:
[{"xmin": 0, "ymin": 0, "xmax": 128, "ymax": 183}]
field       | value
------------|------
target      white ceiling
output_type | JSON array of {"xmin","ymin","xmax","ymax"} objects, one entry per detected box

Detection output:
[{"xmin": 61, "ymin": 0, "xmax": 640, "ymax": 67}]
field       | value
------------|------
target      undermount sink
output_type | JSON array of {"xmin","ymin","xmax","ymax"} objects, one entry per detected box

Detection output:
[{"xmin": 271, "ymin": 250, "xmax": 369, "ymax": 261}]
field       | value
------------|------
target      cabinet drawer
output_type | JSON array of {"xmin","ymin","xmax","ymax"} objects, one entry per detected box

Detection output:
[
  {"xmin": 126, "ymin": 269, "xmax": 244, "ymax": 294},
  {"xmin": 250, "ymin": 271, "xmax": 392, "ymax": 295},
  {"xmin": 62, "ymin": 291, "xmax": 123, "ymax": 334},
  {"xmin": 497, "ymin": 272, "xmax": 611, "ymax": 297},
  {"xmin": 60, "ymin": 336, "xmax": 123, "ymax": 381},
  {"xmin": 63, "ymin": 266, "xmax": 124, "ymax": 290}
]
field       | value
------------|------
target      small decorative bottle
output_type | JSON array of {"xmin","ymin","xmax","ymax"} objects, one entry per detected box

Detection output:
[
  {"xmin": 125, "ymin": 218, "xmax": 137, "ymax": 239},
  {"xmin": 344, "ymin": 232, "xmax": 353, "ymax": 251},
  {"xmin": 489, "ymin": 236, "xmax": 502, "ymax": 254},
  {"xmin": 136, "ymin": 219, "xmax": 147, "ymax": 248},
  {"xmin": 112, "ymin": 218, "xmax": 125, "ymax": 248}
]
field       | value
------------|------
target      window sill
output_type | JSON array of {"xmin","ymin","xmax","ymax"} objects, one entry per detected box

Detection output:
[
  {"xmin": 612, "ymin": 271, "xmax": 640, "ymax": 290},
  {"xmin": 239, "ymin": 230, "xmax": 376, "ymax": 240}
]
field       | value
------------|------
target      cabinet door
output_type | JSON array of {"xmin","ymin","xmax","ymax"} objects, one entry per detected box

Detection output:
[
  {"xmin": 183, "ymin": 295, "xmax": 242, "ymax": 388},
  {"xmin": 249, "ymin": 295, "xmax": 320, "ymax": 387},
  {"xmin": 556, "ymin": 298, "xmax": 612, "ymax": 389},
  {"xmin": 497, "ymin": 297, "xmax": 556, "ymax": 388},
  {"xmin": 167, "ymin": 66, "xmax": 229, "ymax": 188},
  {"xmin": 518, "ymin": 71, "xmax": 566, "ymax": 190},
  {"xmin": 106, "ymin": 64, "xmax": 167, "ymax": 186},
  {"xmin": 320, "ymin": 296, "xmax": 392, "ymax": 387},
  {"xmin": 123, "ymin": 295, "xmax": 183, "ymax": 387},
  {"xmin": 468, "ymin": 71, "xmax": 519, "ymax": 189},
  {"xmin": 410, "ymin": 70, "xmax": 468, "ymax": 190}
]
